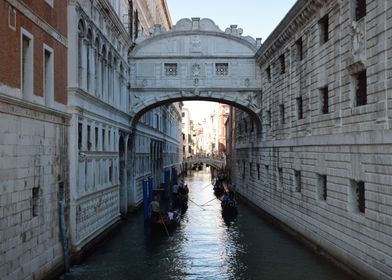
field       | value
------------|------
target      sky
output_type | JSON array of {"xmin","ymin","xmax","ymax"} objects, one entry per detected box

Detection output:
[
  {"xmin": 166, "ymin": 0, "xmax": 297, "ymax": 121},
  {"xmin": 166, "ymin": 0, "xmax": 297, "ymax": 41}
]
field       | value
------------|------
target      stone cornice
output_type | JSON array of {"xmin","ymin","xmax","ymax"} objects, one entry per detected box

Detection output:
[
  {"xmin": 0, "ymin": 92, "xmax": 71, "ymax": 123},
  {"xmin": 68, "ymin": 87, "xmax": 133, "ymax": 120},
  {"xmin": 256, "ymin": 0, "xmax": 327, "ymax": 65}
]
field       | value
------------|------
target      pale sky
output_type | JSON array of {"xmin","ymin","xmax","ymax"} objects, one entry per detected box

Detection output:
[
  {"xmin": 167, "ymin": 0, "xmax": 297, "ymax": 121},
  {"xmin": 166, "ymin": 0, "xmax": 297, "ymax": 40}
]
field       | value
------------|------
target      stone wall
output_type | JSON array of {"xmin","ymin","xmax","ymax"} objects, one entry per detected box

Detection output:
[
  {"xmin": 0, "ymin": 97, "xmax": 69, "ymax": 280},
  {"xmin": 234, "ymin": 0, "xmax": 392, "ymax": 279}
]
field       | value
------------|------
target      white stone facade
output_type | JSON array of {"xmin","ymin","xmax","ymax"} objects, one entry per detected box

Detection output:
[
  {"xmin": 233, "ymin": 0, "xmax": 392, "ymax": 279},
  {"xmin": 67, "ymin": 0, "xmax": 181, "ymax": 253}
]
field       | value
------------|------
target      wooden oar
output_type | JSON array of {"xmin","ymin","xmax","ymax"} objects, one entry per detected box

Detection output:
[
  {"xmin": 158, "ymin": 212, "xmax": 170, "ymax": 237},
  {"xmin": 201, "ymin": 197, "xmax": 217, "ymax": 206},
  {"xmin": 188, "ymin": 198, "xmax": 206, "ymax": 210}
]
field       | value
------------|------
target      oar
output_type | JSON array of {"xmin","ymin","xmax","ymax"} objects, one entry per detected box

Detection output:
[
  {"xmin": 158, "ymin": 212, "xmax": 170, "ymax": 237},
  {"xmin": 201, "ymin": 197, "xmax": 217, "ymax": 206},
  {"xmin": 188, "ymin": 198, "xmax": 206, "ymax": 210}
]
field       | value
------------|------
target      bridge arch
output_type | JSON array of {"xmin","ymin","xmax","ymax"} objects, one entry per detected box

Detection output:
[{"xmin": 128, "ymin": 18, "xmax": 263, "ymax": 133}]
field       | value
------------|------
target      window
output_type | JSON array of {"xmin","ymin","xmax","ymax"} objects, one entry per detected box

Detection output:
[
  {"xmin": 43, "ymin": 46, "xmax": 54, "ymax": 106},
  {"xmin": 296, "ymin": 96, "xmax": 303, "ymax": 120},
  {"xmin": 317, "ymin": 174, "xmax": 327, "ymax": 200},
  {"xmin": 242, "ymin": 161, "xmax": 245, "ymax": 179},
  {"xmin": 249, "ymin": 163, "xmax": 253, "ymax": 178},
  {"xmin": 320, "ymin": 86, "xmax": 329, "ymax": 114},
  {"xmin": 355, "ymin": 70, "xmax": 367, "ymax": 106},
  {"xmin": 95, "ymin": 127, "xmax": 98, "ymax": 148},
  {"xmin": 32, "ymin": 187, "xmax": 40, "ymax": 217},
  {"xmin": 279, "ymin": 54, "xmax": 285, "ymax": 74},
  {"xmin": 278, "ymin": 167, "xmax": 283, "ymax": 187},
  {"xmin": 265, "ymin": 165, "xmax": 269, "ymax": 183},
  {"xmin": 266, "ymin": 66, "xmax": 271, "ymax": 81},
  {"xmin": 87, "ymin": 125, "xmax": 91, "ymax": 151},
  {"xmin": 294, "ymin": 170, "xmax": 301, "ymax": 192},
  {"xmin": 109, "ymin": 162, "xmax": 113, "ymax": 182},
  {"xmin": 21, "ymin": 30, "xmax": 34, "ymax": 100},
  {"xmin": 78, "ymin": 123, "xmax": 83, "ymax": 150},
  {"xmin": 348, "ymin": 180, "xmax": 365, "ymax": 213},
  {"xmin": 279, "ymin": 104, "xmax": 285, "ymax": 124},
  {"xmin": 296, "ymin": 38, "xmax": 303, "ymax": 61},
  {"xmin": 319, "ymin": 14, "xmax": 329, "ymax": 44},
  {"xmin": 216, "ymin": 63, "xmax": 229, "ymax": 76},
  {"xmin": 355, "ymin": 0, "xmax": 366, "ymax": 21},
  {"xmin": 267, "ymin": 110, "xmax": 272, "ymax": 127},
  {"xmin": 257, "ymin": 163, "xmax": 260, "ymax": 180},
  {"xmin": 164, "ymin": 63, "xmax": 177, "ymax": 76},
  {"xmin": 102, "ymin": 129, "xmax": 105, "ymax": 151}
]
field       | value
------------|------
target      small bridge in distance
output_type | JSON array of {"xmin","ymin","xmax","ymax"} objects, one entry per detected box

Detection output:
[{"xmin": 183, "ymin": 156, "xmax": 225, "ymax": 170}]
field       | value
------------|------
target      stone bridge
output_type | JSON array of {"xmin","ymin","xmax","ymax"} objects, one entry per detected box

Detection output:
[
  {"xmin": 183, "ymin": 156, "xmax": 225, "ymax": 169},
  {"xmin": 128, "ymin": 18, "xmax": 263, "ymax": 132}
]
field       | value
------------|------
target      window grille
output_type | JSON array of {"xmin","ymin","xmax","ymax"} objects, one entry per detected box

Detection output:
[
  {"xmin": 216, "ymin": 63, "xmax": 228, "ymax": 76},
  {"xmin": 165, "ymin": 63, "xmax": 177, "ymax": 76}
]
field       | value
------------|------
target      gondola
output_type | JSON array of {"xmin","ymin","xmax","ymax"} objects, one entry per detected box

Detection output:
[
  {"xmin": 221, "ymin": 199, "xmax": 237, "ymax": 216},
  {"xmin": 147, "ymin": 210, "xmax": 181, "ymax": 232}
]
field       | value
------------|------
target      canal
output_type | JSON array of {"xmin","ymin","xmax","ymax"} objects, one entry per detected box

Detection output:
[{"xmin": 61, "ymin": 168, "xmax": 352, "ymax": 280}]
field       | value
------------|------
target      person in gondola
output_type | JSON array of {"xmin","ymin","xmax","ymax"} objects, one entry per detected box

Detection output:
[
  {"xmin": 172, "ymin": 183, "xmax": 179, "ymax": 197},
  {"xmin": 148, "ymin": 195, "xmax": 160, "ymax": 221}
]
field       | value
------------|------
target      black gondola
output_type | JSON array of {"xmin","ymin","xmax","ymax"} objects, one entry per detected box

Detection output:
[
  {"xmin": 221, "ymin": 199, "xmax": 237, "ymax": 216},
  {"xmin": 147, "ymin": 210, "xmax": 181, "ymax": 232}
]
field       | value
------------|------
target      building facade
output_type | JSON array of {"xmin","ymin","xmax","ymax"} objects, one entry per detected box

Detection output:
[
  {"xmin": 67, "ymin": 0, "xmax": 180, "ymax": 257},
  {"xmin": 232, "ymin": 0, "xmax": 392, "ymax": 279},
  {"xmin": 0, "ymin": 0, "xmax": 69, "ymax": 279}
]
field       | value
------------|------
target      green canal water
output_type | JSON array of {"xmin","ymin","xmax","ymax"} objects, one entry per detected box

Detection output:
[{"xmin": 60, "ymin": 168, "xmax": 352, "ymax": 280}]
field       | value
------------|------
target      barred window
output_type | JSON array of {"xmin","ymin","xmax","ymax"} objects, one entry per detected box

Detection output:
[
  {"xmin": 320, "ymin": 86, "xmax": 329, "ymax": 114},
  {"xmin": 165, "ymin": 63, "xmax": 177, "ymax": 76},
  {"xmin": 349, "ymin": 180, "xmax": 365, "ymax": 213},
  {"xmin": 294, "ymin": 170, "xmax": 301, "ymax": 192},
  {"xmin": 317, "ymin": 174, "xmax": 327, "ymax": 200},
  {"xmin": 279, "ymin": 104, "xmax": 285, "ymax": 124},
  {"xmin": 355, "ymin": 70, "xmax": 367, "ymax": 106},
  {"xmin": 216, "ymin": 63, "xmax": 228, "ymax": 76},
  {"xmin": 296, "ymin": 96, "xmax": 303, "ymax": 120},
  {"xmin": 266, "ymin": 66, "xmax": 271, "ymax": 81},
  {"xmin": 32, "ymin": 187, "xmax": 40, "ymax": 217},
  {"xmin": 355, "ymin": 0, "xmax": 366, "ymax": 21},
  {"xmin": 296, "ymin": 38, "xmax": 303, "ymax": 61},
  {"xmin": 279, "ymin": 54, "xmax": 285, "ymax": 74},
  {"xmin": 319, "ymin": 14, "xmax": 329, "ymax": 44}
]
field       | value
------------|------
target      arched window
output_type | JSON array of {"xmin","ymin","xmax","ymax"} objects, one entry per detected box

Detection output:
[
  {"xmin": 77, "ymin": 20, "xmax": 85, "ymax": 87},
  {"xmin": 101, "ymin": 45, "xmax": 107, "ymax": 100},
  {"xmin": 94, "ymin": 37, "xmax": 100, "ymax": 97},
  {"xmin": 108, "ymin": 52, "xmax": 112, "ymax": 104},
  {"xmin": 86, "ymin": 29, "xmax": 92, "ymax": 92}
]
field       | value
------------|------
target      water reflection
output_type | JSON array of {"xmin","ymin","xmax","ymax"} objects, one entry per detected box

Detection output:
[{"xmin": 61, "ymin": 168, "xmax": 352, "ymax": 280}]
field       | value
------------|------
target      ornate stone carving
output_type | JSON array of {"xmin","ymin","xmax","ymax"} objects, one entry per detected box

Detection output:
[
  {"xmin": 351, "ymin": 21, "xmax": 365, "ymax": 59},
  {"xmin": 191, "ymin": 64, "xmax": 201, "ymax": 76},
  {"xmin": 190, "ymin": 36, "xmax": 201, "ymax": 53}
]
